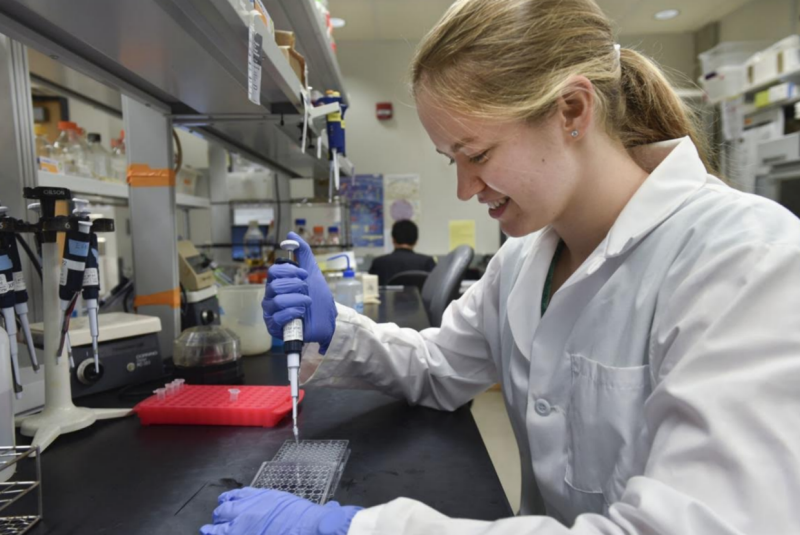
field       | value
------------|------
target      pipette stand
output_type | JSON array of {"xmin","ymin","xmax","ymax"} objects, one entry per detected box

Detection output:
[{"xmin": 14, "ymin": 187, "xmax": 131, "ymax": 454}]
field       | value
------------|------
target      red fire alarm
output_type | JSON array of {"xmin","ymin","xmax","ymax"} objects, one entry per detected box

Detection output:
[{"xmin": 376, "ymin": 102, "xmax": 393, "ymax": 121}]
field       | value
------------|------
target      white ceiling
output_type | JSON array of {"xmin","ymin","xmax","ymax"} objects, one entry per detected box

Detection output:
[{"xmin": 328, "ymin": 0, "xmax": 754, "ymax": 41}]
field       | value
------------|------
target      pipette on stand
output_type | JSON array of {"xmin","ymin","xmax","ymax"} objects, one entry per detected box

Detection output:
[
  {"xmin": 0, "ymin": 240, "xmax": 23, "ymax": 399},
  {"xmin": 56, "ymin": 200, "xmax": 91, "ymax": 364},
  {"xmin": 0, "ymin": 202, "xmax": 39, "ymax": 373},
  {"xmin": 81, "ymin": 232, "xmax": 101, "ymax": 373},
  {"xmin": 7, "ymin": 235, "xmax": 39, "ymax": 372},
  {"xmin": 277, "ymin": 239, "xmax": 304, "ymax": 443}
]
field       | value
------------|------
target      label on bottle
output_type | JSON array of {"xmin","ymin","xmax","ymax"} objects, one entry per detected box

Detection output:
[
  {"xmin": 247, "ymin": 21, "xmax": 263, "ymax": 106},
  {"xmin": 283, "ymin": 318, "xmax": 303, "ymax": 342},
  {"xmin": 355, "ymin": 293, "xmax": 364, "ymax": 314},
  {"xmin": 0, "ymin": 275, "xmax": 8, "ymax": 295},
  {"xmin": 38, "ymin": 157, "xmax": 60, "ymax": 174},
  {"xmin": 82, "ymin": 268, "xmax": 99, "ymax": 287},
  {"xmin": 13, "ymin": 272, "xmax": 25, "ymax": 292}
]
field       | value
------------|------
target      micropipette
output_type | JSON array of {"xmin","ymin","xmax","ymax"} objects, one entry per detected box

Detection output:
[
  {"xmin": 81, "ymin": 232, "xmax": 101, "ymax": 373},
  {"xmin": 0, "ymin": 242, "xmax": 23, "ymax": 399},
  {"xmin": 277, "ymin": 239, "xmax": 304, "ymax": 443},
  {"xmin": 56, "ymin": 200, "xmax": 91, "ymax": 361},
  {"xmin": 7, "ymin": 234, "xmax": 39, "ymax": 372}
]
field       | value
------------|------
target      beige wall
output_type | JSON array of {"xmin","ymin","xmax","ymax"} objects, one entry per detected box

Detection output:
[
  {"xmin": 337, "ymin": 40, "xmax": 501, "ymax": 255},
  {"xmin": 619, "ymin": 33, "xmax": 698, "ymax": 86},
  {"xmin": 719, "ymin": 0, "xmax": 798, "ymax": 42}
]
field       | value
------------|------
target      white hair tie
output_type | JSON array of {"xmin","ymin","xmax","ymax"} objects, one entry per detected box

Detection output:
[{"xmin": 614, "ymin": 44, "xmax": 621, "ymax": 62}]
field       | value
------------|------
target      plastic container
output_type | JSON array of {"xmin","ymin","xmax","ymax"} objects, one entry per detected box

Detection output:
[
  {"xmin": 110, "ymin": 137, "xmax": 126, "ymax": 182},
  {"xmin": 309, "ymin": 226, "xmax": 326, "ymax": 246},
  {"xmin": 700, "ymin": 42, "xmax": 767, "ymax": 76},
  {"xmin": 34, "ymin": 124, "xmax": 51, "ymax": 159},
  {"xmin": 134, "ymin": 385, "xmax": 304, "ymax": 427},
  {"xmin": 243, "ymin": 220, "xmax": 265, "ymax": 267},
  {"xmin": 87, "ymin": 133, "xmax": 111, "ymax": 179},
  {"xmin": 173, "ymin": 325, "xmax": 241, "ymax": 368},
  {"xmin": 218, "ymin": 284, "xmax": 272, "ymax": 355},
  {"xmin": 329, "ymin": 254, "xmax": 363, "ymax": 313},
  {"xmin": 295, "ymin": 218, "xmax": 309, "ymax": 240},
  {"xmin": 327, "ymin": 226, "xmax": 340, "ymax": 246},
  {"xmin": 251, "ymin": 440, "xmax": 350, "ymax": 504},
  {"xmin": 776, "ymin": 35, "xmax": 800, "ymax": 76},
  {"xmin": 177, "ymin": 166, "xmax": 200, "ymax": 195},
  {"xmin": 52, "ymin": 121, "xmax": 86, "ymax": 175}
]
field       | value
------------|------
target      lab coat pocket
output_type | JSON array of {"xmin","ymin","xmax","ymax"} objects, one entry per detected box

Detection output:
[{"xmin": 565, "ymin": 354, "xmax": 651, "ymax": 502}]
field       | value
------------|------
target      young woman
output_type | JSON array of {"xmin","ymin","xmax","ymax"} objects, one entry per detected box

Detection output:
[{"xmin": 201, "ymin": 0, "xmax": 800, "ymax": 533}]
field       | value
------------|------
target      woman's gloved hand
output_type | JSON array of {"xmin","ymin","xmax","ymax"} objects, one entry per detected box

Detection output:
[
  {"xmin": 199, "ymin": 488, "xmax": 362, "ymax": 535},
  {"xmin": 263, "ymin": 232, "xmax": 338, "ymax": 352}
]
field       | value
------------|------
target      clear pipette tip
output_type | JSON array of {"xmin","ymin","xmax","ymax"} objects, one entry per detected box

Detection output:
[
  {"xmin": 292, "ymin": 396, "xmax": 299, "ymax": 443},
  {"xmin": 92, "ymin": 337, "xmax": 99, "ymax": 374}
]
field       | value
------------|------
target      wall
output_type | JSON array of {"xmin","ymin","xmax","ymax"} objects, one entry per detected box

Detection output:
[
  {"xmin": 719, "ymin": 0, "xmax": 798, "ymax": 42},
  {"xmin": 619, "ymin": 33, "xmax": 698, "ymax": 86},
  {"xmin": 337, "ymin": 40, "xmax": 501, "ymax": 256}
]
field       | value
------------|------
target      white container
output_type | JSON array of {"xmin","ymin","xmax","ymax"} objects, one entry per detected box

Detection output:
[
  {"xmin": 702, "ymin": 65, "xmax": 747, "ymax": 102},
  {"xmin": 218, "ymin": 285, "xmax": 271, "ymax": 356},
  {"xmin": 0, "ymin": 328, "xmax": 16, "ymax": 482},
  {"xmin": 700, "ymin": 42, "xmax": 767, "ymax": 77},
  {"xmin": 747, "ymin": 50, "xmax": 779, "ymax": 89},
  {"xmin": 177, "ymin": 166, "xmax": 200, "ymax": 195},
  {"xmin": 776, "ymin": 35, "xmax": 800, "ymax": 76}
]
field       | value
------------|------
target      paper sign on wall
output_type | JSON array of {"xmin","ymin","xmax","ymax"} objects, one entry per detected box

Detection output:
[{"xmin": 449, "ymin": 220, "xmax": 476, "ymax": 251}]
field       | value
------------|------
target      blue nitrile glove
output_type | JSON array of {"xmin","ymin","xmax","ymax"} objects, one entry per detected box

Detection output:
[
  {"xmin": 263, "ymin": 232, "xmax": 337, "ymax": 351},
  {"xmin": 200, "ymin": 488, "xmax": 362, "ymax": 535}
]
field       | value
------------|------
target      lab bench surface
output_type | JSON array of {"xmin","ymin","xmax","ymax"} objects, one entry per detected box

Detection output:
[{"xmin": 22, "ymin": 287, "xmax": 512, "ymax": 534}]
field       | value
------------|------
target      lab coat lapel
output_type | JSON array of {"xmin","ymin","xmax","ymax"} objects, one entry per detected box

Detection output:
[{"xmin": 506, "ymin": 228, "xmax": 560, "ymax": 361}]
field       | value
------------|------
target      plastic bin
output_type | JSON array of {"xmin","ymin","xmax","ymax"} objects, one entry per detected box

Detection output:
[
  {"xmin": 218, "ymin": 285, "xmax": 271, "ymax": 355},
  {"xmin": 699, "ymin": 41, "xmax": 769, "ymax": 100},
  {"xmin": 176, "ymin": 166, "xmax": 200, "ymax": 195}
]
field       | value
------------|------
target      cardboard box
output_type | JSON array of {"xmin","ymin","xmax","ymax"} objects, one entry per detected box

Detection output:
[
  {"xmin": 280, "ymin": 46, "xmax": 306, "ymax": 86},
  {"xmin": 275, "ymin": 31, "xmax": 296, "ymax": 49}
]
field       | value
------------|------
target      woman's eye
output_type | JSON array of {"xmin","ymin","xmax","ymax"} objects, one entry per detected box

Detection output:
[{"xmin": 469, "ymin": 151, "xmax": 489, "ymax": 164}]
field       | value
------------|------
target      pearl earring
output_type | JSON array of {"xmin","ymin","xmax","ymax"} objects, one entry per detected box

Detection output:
[{"xmin": 570, "ymin": 130, "xmax": 579, "ymax": 138}]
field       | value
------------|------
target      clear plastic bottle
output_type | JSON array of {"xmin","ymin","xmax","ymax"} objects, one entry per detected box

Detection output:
[
  {"xmin": 243, "ymin": 220, "xmax": 265, "ymax": 267},
  {"xmin": 110, "ymin": 136, "xmax": 127, "ymax": 182},
  {"xmin": 52, "ymin": 121, "xmax": 81, "ymax": 174},
  {"xmin": 73, "ymin": 127, "xmax": 93, "ymax": 178},
  {"xmin": 332, "ymin": 256, "xmax": 363, "ymax": 313},
  {"xmin": 87, "ymin": 133, "xmax": 111, "ymax": 180},
  {"xmin": 294, "ymin": 219, "xmax": 309, "ymax": 241}
]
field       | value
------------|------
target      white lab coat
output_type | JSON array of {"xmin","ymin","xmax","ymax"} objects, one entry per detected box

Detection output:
[{"xmin": 303, "ymin": 137, "xmax": 800, "ymax": 534}]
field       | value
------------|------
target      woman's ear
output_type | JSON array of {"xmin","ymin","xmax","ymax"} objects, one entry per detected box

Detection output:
[{"xmin": 556, "ymin": 76, "xmax": 595, "ymax": 141}]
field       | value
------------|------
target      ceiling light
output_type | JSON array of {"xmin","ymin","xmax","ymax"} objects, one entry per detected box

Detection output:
[
  {"xmin": 654, "ymin": 9, "xmax": 680, "ymax": 20},
  {"xmin": 331, "ymin": 17, "xmax": 346, "ymax": 28}
]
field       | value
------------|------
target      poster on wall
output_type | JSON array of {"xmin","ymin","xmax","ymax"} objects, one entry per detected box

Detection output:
[
  {"xmin": 384, "ymin": 174, "xmax": 422, "ymax": 224},
  {"xmin": 340, "ymin": 174, "xmax": 384, "ymax": 248}
]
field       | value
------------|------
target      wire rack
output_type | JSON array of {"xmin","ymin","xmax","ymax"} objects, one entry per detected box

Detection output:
[
  {"xmin": 0, "ymin": 447, "xmax": 42, "ymax": 535},
  {"xmin": 251, "ymin": 440, "xmax": 350, "ymax": 504}
]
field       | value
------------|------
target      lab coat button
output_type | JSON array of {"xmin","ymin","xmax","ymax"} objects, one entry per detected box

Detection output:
[
  {"xmin": 586, "ymin": 257, "xmax": 606, "ymax": 275},
  {"xmin": 534, "ymin": 399, "xmax": 551, "ymax": 416}
]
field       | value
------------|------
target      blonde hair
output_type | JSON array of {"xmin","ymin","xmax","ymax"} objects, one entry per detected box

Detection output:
[{"xmin": 411, "ymin": 0, "xmax": 713, "ymax": 171}]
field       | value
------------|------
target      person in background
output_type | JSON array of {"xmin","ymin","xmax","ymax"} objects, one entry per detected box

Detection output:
[
  {"xmin": 202, "ymin": 0, "xmax": 800, "ymax": 534},
  {"xmin": 368, "ymin": 220, "xmax": 436, "ymax": 285}
]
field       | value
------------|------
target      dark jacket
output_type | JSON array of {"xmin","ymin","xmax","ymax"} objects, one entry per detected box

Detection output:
[{"xmin": 368, "ymin": 248, "xmax": 436, "ymax": 286}]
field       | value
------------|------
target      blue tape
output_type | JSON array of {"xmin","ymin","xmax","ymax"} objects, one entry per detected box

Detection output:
[
  {"xmin": 69, "ymin": 239, "xmax": 90, "ymax": 257},
  {"xmin": 0, "ymin": 255, "xmax": 11, "ymax": 272}
]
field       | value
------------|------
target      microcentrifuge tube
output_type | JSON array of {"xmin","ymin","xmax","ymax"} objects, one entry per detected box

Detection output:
[
  {"xmin": 229, "ymin": 388, "xmax": 240, "ymax": 402},
  {"xmin": 154, "ymin": 388, "xmax": 166, "ymax": 401}
]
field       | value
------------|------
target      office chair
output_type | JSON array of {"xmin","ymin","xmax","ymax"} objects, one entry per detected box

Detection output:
[
  {"xmin": 420, "ymin": 245, "xmax": 474, "ymax": 327},
  {"xmin": 386, "ymin": 270, "xmax": 429, "ymax": 292}
]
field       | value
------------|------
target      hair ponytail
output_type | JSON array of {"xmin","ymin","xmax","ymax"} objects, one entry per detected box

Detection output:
[{"xmin": 616, "ymin": 48, "xmax": 715, "ymax": 172}]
